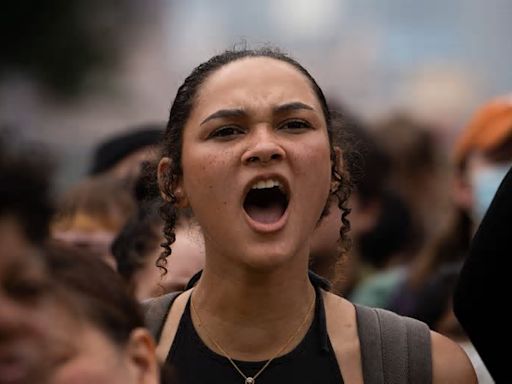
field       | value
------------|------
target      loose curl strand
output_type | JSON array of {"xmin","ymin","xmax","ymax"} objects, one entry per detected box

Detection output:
[
  {"xmin": 331, "ymin": 147, "xmax": 353, "ymax": 258},
  {"xmin": 156, "ymin": 166, "xmax": 178, "ymax": 275}
]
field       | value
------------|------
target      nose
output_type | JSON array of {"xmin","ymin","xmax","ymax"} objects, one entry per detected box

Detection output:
[{"xmin": 241, "ymin": 129, "xmax": 285, "ymax": 166}]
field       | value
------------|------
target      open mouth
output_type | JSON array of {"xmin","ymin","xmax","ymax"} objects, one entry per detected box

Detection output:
[{"xmin": 243, "ymin": 179, "xmax": 289, "ymax": 225}]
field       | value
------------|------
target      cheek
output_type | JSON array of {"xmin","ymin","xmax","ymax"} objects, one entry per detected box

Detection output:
[
  {"xmin": 51, "ymin": 326, "xmax": 131, "ymax": 384},
  {"xmin": 182, "ymin": 149, "xmax": 235, "ymax": 206},
  {"xmin": 296, "ymin": 139, "xmax": 332, "ymax": 191},
  {"xmin": 53, "ymin": 353, "xmax": 128, "ymax": 384}
]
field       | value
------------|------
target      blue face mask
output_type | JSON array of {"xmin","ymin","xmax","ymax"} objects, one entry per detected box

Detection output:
[{"xmin": 471, "ymin": 163, "xmax": 511, "ymax": 223}]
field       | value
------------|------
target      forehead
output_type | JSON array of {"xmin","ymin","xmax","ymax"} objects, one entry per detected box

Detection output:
[{"xmin": 193, "ymin": 56, "xmax": 323, "ymax": 114}]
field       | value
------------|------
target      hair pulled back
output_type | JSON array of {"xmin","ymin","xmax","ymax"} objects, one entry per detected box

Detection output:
[{"xmin": 158, "ymin": 47, "xmax": 352, "ymax": 274}]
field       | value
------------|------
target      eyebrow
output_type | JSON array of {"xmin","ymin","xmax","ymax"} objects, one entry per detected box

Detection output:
[
  {"xmin": 200, "ymin": 108, "xmax": 246, "ymax": 125},
  {"xmin": 200, "ymin": 102, "xmax": 315, "ymax": 125},
  {"xmin": 273, "ymin": 102, "xmax": 315, "ymax": 114}
]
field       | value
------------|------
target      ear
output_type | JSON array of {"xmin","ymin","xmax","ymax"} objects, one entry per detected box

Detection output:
[
  {"xmin": 157, "ymin": 157, "xmax": 189, "ymax": 208},
  {"xmin": 125, "ymin": 328, "xmax": 160, "ymax": 384}
]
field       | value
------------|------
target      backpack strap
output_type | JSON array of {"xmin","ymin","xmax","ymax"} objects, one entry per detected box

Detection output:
[
  {"xmin": 142, "ymin": 289, "xmax": 194, "ymax": 362},
  {"xmin": 355, "ymin": 305, "xmax": 432, "ymax": 384},
  {"xmin": 142, "ymin": 291, "xmax": 181, "ymax": 341}
]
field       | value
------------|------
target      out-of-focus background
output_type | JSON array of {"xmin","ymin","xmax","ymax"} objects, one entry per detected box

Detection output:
[
  {"xmin": 1, "ymin": 0, "xmax": 512, "ymax": 188},
  {"xmin": 2, "ymin": 4, "xmax": 508, "ymax": 381}
]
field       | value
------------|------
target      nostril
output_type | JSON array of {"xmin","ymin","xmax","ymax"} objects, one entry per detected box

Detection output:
[{"xmin": 242, "ymin": 146, "xmax": 285, "ymax": 165}]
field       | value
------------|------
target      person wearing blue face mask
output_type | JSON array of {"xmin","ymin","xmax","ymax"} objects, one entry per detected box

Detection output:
[
  {"xmin": 387, "ymin": 96, "xmax": 512, "ymax": 384},
  {"xmin": 454, "ymin": 97, "xmax": 512, "ymax": 226},
  {"xmin": 453, "ymin": 96, "xmax": 512, "ymax": 383},
  {"xmin": 470, "ymin": 162, "xmax": 511, "ymax": 223}
]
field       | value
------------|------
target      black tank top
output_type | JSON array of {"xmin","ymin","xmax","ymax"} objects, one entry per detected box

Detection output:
[{"xmin": 164, "ymin": 273, "xmax": 344, "ymax": 384}]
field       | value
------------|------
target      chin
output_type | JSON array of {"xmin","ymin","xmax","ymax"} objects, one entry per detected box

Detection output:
[{"xmin": 235, "ymin": 243, "xmax": 302, "ymax": 272}]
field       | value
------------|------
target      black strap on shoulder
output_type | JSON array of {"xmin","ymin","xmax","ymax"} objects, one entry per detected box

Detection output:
[
  {"xmin": 355, "ymin": 305, "xmax": 432, "ymax": 384},
  {"xmin": 142, "ymin": 291, "xmax": 181, "ymax": 341}
]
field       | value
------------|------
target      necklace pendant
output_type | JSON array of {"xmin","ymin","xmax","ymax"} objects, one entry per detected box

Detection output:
[{"xmin": 245, "ymin": 378, "xmax": 255, "ymax": 384}]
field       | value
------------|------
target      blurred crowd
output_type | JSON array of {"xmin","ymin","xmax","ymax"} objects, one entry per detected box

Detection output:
[{"xmin": 2, "ymin": 55, "xmax": 510, "ymax": 383}]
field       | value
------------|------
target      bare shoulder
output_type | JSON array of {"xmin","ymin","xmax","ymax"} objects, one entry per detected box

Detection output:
[
  {"xmin": 323, "ymin": 291, "xmax": 358, "ymax": 336},
  {"xmin": 323, "ymin": 291, "xmax": 356, "ymax": 322},
  {"xmin": 323, "ymin": 291, "xmax": 364, "ymax": 384},
  {"xmin": 431, "ymin": 331, "xmax": 477, "ymax": 384}
]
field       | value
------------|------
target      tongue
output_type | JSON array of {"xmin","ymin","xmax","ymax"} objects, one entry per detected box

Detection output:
[{"xmin": 245, "ymin": 201, "xmax": 284, "ymax": 224}]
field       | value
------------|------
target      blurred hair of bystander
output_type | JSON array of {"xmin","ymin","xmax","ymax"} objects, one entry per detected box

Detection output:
[
  {"xmin": 51, "ymin": 175, "xmax": 136, "ymax": 268},
  {"xmin": 89, "ymin": 124, "xmax": 164, "ymax": 187}
]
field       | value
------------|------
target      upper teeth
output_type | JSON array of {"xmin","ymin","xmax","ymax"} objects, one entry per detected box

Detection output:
[{"xmin": 252, "ymin": 179, "xmax": 283, "ymax": 190}]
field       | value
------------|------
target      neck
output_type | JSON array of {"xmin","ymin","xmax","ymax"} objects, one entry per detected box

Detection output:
[{"xmin": 191, "ymin": 254, "xmax": 316, "ymax": 360}]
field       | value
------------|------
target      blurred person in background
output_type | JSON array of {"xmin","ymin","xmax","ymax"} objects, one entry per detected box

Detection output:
[
  {"xmin": 389, "ymin": 97, "xmax": 512, "ymax": 383},
  {"xmin": 1, "ymin": 129, "xmax": 161, "ymax": 384},
  {"xmin": 390, "ymin": 96, "xmax": 512, "ymax": 318},
  {"xmin": 52, "ymin": 124, "xmax": 164, "ymax": 268},
  {"xmin": 89, "ymin": 124, "xmax": 164, "ymax": 188},
  {"xmin": 51, "ymin": 174, "xmax": 136, "ymax": 267},
  {"xmin": 112, "ymin": 171, "xmax": 204, "ymax": 300},
  {"xmin": 349, "ymin": 115, "xmax": 446, "ymax": 309},
  {"xmin": 452, "ymin": 97, "xmax": 512, "ymax": 227},
  {"xmin": 43, "ymin": 241, "xmax": 160, "ymax": 384},
  {"xmin": 0, "ymin": 237, "xmax": 57, "ymax": 384},
  {"xmin": 2, "ymin": 241, "xmax": 163, "ymax": 384},
  {"xmin": 373, "ymin": 114, "xmax": 451, "ymax": 249},
  {"xmin": 0, "ymin": 129, "xmax": 58, "ymax": 384},
  {"xmin": 453, "ymin": 96, "xmax": 512, "ymax": 383}
]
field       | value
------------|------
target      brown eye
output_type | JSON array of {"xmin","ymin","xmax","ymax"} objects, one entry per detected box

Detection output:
[
  {"xmin": 209, "ymin": 126, "xmax": 244, "ymax": 140},
  {"xmin": 279, "ymin": 119, "xmax": 311, "ymax": 132}
]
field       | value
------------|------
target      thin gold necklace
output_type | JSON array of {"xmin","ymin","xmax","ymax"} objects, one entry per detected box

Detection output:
[{"xmin": 190, "ymin": 291, "xmax": 316, "ymax": 384}]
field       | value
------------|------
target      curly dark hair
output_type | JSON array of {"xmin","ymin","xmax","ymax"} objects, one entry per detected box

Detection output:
[
  {"xmin": 111, "ymin": 199, "xmax": 162, "ymax": 288},
  {"xmin": 157, "ymin": 47, "xmax": 352, "ymax": 273}
]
